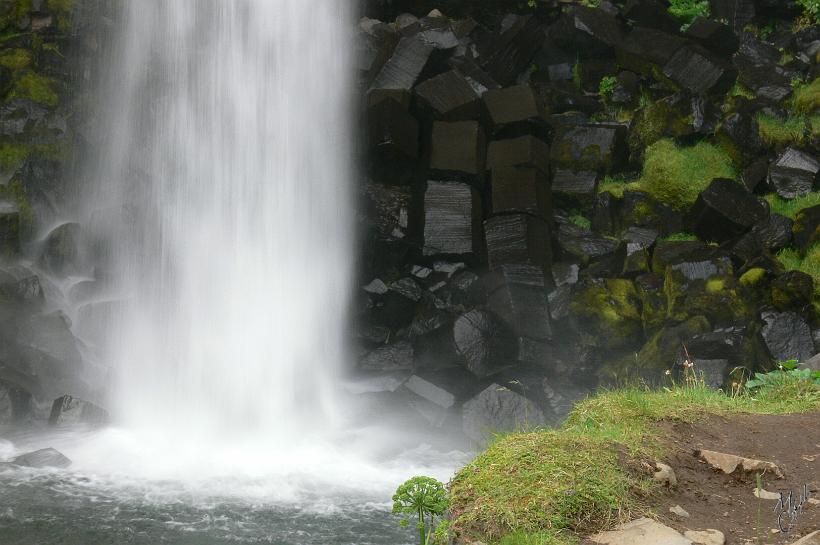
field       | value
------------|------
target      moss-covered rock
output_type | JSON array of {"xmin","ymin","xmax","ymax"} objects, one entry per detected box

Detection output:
[
  {"xmin": 663, "ymin": 256, "xmax": 750, "ymax": 325},
  {"xmin": 571, "ymin": 278, "xmax": 643, "ymax": 349},
  {"xmin": 771, "ymin": 270, "xmax": 814, "ymax": 311},
  {"xmin": 628, "ymin": 94, "xmax": 695, "ymax": 157}
]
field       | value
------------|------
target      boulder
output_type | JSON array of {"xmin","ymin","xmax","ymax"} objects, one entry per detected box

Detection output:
[
  {"xmin": 697, "ymin": 448, "xmax": 783, "ymax": 478},
  {"xmin": 610, "ymin": 70, "xmax": 640, "ymax": 107},
  {"xmin": 718, "ymin": 111, "xmax": 763, "ymax": 163},
  {"xmin": 48, "ymin": 395, "xmax": 108, "ymax": 427},
  {"xmin": 683, "ymin": 529, "xmax": 725, "ymax": 545},
  {"xmin": 414, "ymin": 69, "xmax": 480, "ymax": 120},
  {"xmin": 422, "ymin": 181, "xmax": 482, "ymax": 257},
  {"xmin": 761, "ymin": 310, "xmax": 814, "ymax": 363},
  {"xmin": 453, "ymin": 310, "xmax": 514, "ymax": 378},
  {"xmin": 684, "ymin": 17, "xmax": 739, "ymax": 57},
  {"xmin": 571, "ymin": 279, "xmax": 642, "ymax": 349},
  {"xmin": 622, "ymin": 0, "xmax": 680, "ymax": 35},
  {"xmin": 356, "ymin": 18, "xmax": 398, "ymax": 84},
  {"xmin": 487, "ymin": 264, "xmax": 552, "ymax": 343},
  {"xmin": 793, "ymin": 204, "xmax": 820, "ymax": 254},
  {"xmin": 550, "ymin": 123, "xmax": 627, "ymax": 173},
  {"xmin": 360, "ymin": 340, "xmax": 414, "ymax": 371},
  {"xmin": 692, "ymin": 359, "xmax": 730, "ymax": 389},
  {"xmin": 404, "ymin": 374, "xmax": 456, "ymax": 409},
  {"xmin": 619, "ymin": 191, "xmax": 683, "ymax": 236},
  {"xmin": 462, "ymin": 383, "xmax": 545, "ymax": 444},
  {"xmin": 0, "ymin": 274, "xmax": 44, "ymax": 306},
  {"xmin": 753, "ymin": 213, "xmax": 794, "ymax": 252},
  {"xmin": 709, "ymin": 0, "xmax": 755, "ymax": 32},
  {"xmin": 366, "ymin": 98, "xmax": 418, "ymax": 185},
  {"xmin": 11, "ymin": 448, "xmax": 71, "ymax": 468},
  {"xmin": 484, "ymin": 214, "xmax": 551, "ymax": 270},
  {"xmin": 590, "ymin": 517, "xmax": 691, "ymax": 545},
  {"xmin": 768, "ymin": 148, "xmax": 819, "ymax": 200},
  {"xmin": 550, "ymin": 6, "xmax": 624, "ymax": 59},
  {"xmin": 662, "ymin": 44, "xmax": 736, "ymax": 95},
  {"xmin": 771, "ymin": 271, "xmax": 814, "ymax": 311},
  {"xmin": 38, "ymin": 222, "xmax": 81, "ymax": 277},
  {"xmin": 447, "ymin": 56, "xmax": 501, "ymax": 96},
  {"xmin": 556, "ymin": 223, "xmax": 624, "ymax": 273},
  {"xmin": 552, "ymin": 169, "xmax": 598, "ymax": 210},
  {"xmin": 616, "ymin": 27, "xmax": 686, "ymax": 77},
  {"xmin": 686, "ymin": 178, "xmax": 768, "ymax": 243},
  {"xmin": 486, "ymin": 135, "xmax": 550, "ymax": 174},
  {"xmin": 482, "ymin": 84, "xmax": 549, "ymax": 139},
  {"xmin": 416, "ymin": 15, "xmax": 459, "ymax": 50},
  {"xmin": 368, "ymin": 36, "xmax": 434, "ymax": 97},
  {"xmin": 388, "ymin": 277, "xmax": 423, "ymax": 302},
  {"xmin": 490, "ymin": 166, "xmax": 551, "ymax": 219},
  {"xmin": 429, "ymin": 121, "xmax": 486, "ymax": 177},
  {"xmin": 476, "ymin": 14, "xmax": 544, "ymax": 86}
]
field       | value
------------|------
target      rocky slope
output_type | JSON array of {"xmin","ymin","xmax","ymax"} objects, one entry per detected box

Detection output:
[{"xmin": 353, "ymin": 0, "xmax": 820, "ymax": 441}]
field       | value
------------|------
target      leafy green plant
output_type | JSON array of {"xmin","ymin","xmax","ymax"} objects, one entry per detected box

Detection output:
[
  {"xmin": 599, "ymin": 76, "xmax": 617, "ymax": 99},
  {"xmin": 668, "ymin": 0, "xmax": 710, "ymax": 26},
  {"xmin": 797, "ymin": 0, "xmax": 820, "ymax": 23},
  {"xmin": 393, "ymin": 476, "xmax": 449, "ymax": 545},
  {"xmin": 745, "ymin": 360, "xmax": 820, "ymax": 399}
]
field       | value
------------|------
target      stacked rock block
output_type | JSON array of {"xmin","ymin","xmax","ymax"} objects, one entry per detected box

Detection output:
[{"xmin": 355, "ymin": 0, "xmax": 820, "ymax": 442}]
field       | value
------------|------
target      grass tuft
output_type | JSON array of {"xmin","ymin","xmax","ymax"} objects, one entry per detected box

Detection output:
[
  {"xmin": 449, "ymin": 384, "xmax": 820, "ymax": 545},
  {"xmin": 756, "ymin": 113, "xmax": 809, "ymax": 146},
  {"xmin": 765, "ymin": 192, "xmax": 820, "ymax": 219},
  {"xmin": 778, "ymin": 244, "xmax": 820, "ymax": 294},
  {"xmin": 792, "ymin": 77, "xmax": 820, "ymax": 115}
]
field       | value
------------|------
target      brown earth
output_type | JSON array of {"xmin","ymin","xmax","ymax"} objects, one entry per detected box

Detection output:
[{"xmin": 647, "ymin": 412, "xmax": 820, "ymax": 544}]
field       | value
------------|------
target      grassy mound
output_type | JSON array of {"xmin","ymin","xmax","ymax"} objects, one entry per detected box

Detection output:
[{"xmin": 448, "ymin": 382, "xmax": 820, "ymax": 544}]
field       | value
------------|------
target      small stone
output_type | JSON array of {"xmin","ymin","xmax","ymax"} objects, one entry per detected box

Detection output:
[
  {"xmin": 754, "ymin": 487, "xmax": 781, "ymax": 500},
  {"xmin": 697, "ymin": 449, "xmax": 784, "ymax": 478},
  {"xmin": 11, "ymin": 448, "xmax": 71, "ymax": 469},
  {"xmin": 684, "ymin": 529, "xmax": 725, "ymax": 545},
  {"xmin": 669, "ymin": 504, "xmax": 690, "ymax": 518},
  {"xmin": 789, "ymin": 530, "xmax": 820, "ymax": 545},
  {"xmin": 363, "ymin": 278, "xmax": 388, "ymax": 295},
  {"xmin": 590, "ymin": 517, "xmax": 691, "ymax": 545},
  {"xmin": 653, "ymin": 462, "xmax": 677, "ymax": 487}
]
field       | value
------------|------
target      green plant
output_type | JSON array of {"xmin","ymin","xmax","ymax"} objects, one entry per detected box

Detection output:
[
  {"xmin": 777, "ymin": 244, "xmax": 820, "ymax": 294},
  {"xmin": 765, "ymin": 192, "xmax": 820, "ymax": 219},
  {"xmin": 668, "ymin": 0, "xmax": 710, "ymax": 26},
  {"xmin": 745, "ymin": 360, "xmax": 820, "ymax": 400},
  {"xmin": 569, "ymin": 214, "xmax": 591, "ymax": 230},
  {"xmin": 792, "ymin": 78, "xmax": 820, "ymax": 114},
  {"xmin": 393, "ymin": 476, "xmax": 449, "ymax": 545},
  {"xmin": 599, "ymin": 75, "xmax": 617, "ymax": 99},
  {"xmin": 661, "ymin": 232, "xmax": 698, "ymax": 242},
  {"xmin": 797, "ymin": 0, "xmax": 820, "ymax": 23},
  {"xmin": 756, "ymin": 113, "xmax": 809, "ymax": 146}
]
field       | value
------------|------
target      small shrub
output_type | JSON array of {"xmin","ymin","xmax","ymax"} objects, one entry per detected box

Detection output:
[
  {"xmin": 598, "ymin": 75, "xmax": 617, "ymax": 99},
  {"xmin": 757, "ymin": 113, "xmax": 808, "ymax": 146},
  {"xmin": 393, "ymin": 476, "xmax": 449, "ymax": 545},
  {"xmin": 668, "ymin": 0, "xmax": 710, "ymax": 24},
  {"xmin": 797, "ymin": 0, "xmax": 820, "ymax": 23},
  {"xmin": 569, "ymin": 214, "xmax": 592, "ymax": 230},
  {"xmin": 792, "ymin": 78, "xmax": 820, "ymax": 115},
  {"xmin": 745, "ymin": 360, "xmax": 820, "ymax": 400}
]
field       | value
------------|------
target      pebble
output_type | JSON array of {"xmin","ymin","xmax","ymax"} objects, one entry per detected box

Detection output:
[{"xmin": 669, "ymin": 504, "xmax": 690, "ymax": 518}]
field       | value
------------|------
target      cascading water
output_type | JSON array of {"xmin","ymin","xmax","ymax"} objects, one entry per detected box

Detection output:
[
  {"xmin": 0, "ymin": 2, "xmax": 467, "ymax": 544},
  {"xmin": 97, "ymin": 0, "xmax": 352, "ymax": 439}
]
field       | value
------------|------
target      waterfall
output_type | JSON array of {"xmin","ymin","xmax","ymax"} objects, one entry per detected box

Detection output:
[{"xmin": 87, "ymin": 1, "xmax": 354, "ymax": 440}]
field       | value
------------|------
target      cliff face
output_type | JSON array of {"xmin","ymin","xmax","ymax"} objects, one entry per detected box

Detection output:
[
  {"xmin": 354, "ymin": 0, "xmax": 820, "ymax": 439},
  {"xmin": 0, "ymin": 0, "xmax": 111, "ymax": 422}
]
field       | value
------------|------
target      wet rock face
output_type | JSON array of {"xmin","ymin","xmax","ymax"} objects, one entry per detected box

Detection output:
[
  {"xmin": 11, "ymin": 448, "xmax": 71, "ymax": 469},
  {"xmin": 48, "ymin": 395, "xmax": 109, "ymax": 427},
  {"xmin": 686, "ymin": 178, "xmax": 768, "ymax": 243},
  {"xmin": 761, "ymin": 310, "xmax": 815, "ymax": 363},
  {"xmin": 462, "ymin": 383, "xmax": 545, "ymax": 444}
]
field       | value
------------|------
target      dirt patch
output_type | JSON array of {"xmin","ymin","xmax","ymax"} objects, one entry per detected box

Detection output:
[{"xmin": 652, "ymin": 412, "xmax": 820, "ymax": 543}]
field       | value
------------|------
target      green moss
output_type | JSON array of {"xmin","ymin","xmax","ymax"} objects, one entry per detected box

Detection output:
[
  {"xmin": 668, "ymin": 0, "xmax": 710, "ymax": 24},
  {"xmin": 631, "ymin": 98, "xmax": 694, "ymax": 152},
  {"xmin": 0, "ymin": 179, "xmax": 33, "ymax": 235},
  {"xmin": 568, "ymin": 214, "xmax": 591, "ymax": 230},
  {"xmin": 661, "ymin": 232, "xmax": 698, "ymax": 242},
  {"xmin": 571, "ymin": 280, "xmax": 643, "ymax": 349},
  {"xmin": 764, "ymin": 192, "xmax": 820, "ymax": 219},
  {"xmin": 450, "ymin": 385, "xmax": 820, "ymax": 544},
  {"xmin": 635, "ymin": 139, "xmax": 736, "ymax": 210},
  {"xmin": 0, "ymin": 0, "xmax": 32, "ymax": 32},
  {"xmin": 9, "ymin": 71, "xmax": 59, "ymax": 107},
  {"xmin": 0, "ymin": 48, "xmax": 32, "ymax": 70},
  {"xmin": 705, "ymin": 278, "xmax": 726, "ymax": 293},
  {"xmin": 778, "ymin": 244, "xmax": 820, "ymax": 295},
  {"xmin": 757, "ymin": 112, "xmax": 808, "ymax": 146},
  {"xmin": 0, "ymin": 143, "xmax": 30, "ymax": 172},
  {"xmin": 740, "ymin": 267, "xmax": 767, "ymax": 287},
  {"xmin": 597, "ymin": 174, "xmax": 638, "ymax": 198},
  {"xmin": 792, "ymin": 77, "xmax": 820, "ymax": 114},
  {"xmin": 729, "ymin": 82, "xmax": 756, "ymax": 99}
]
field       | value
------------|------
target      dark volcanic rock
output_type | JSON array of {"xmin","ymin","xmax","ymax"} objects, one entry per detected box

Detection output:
[
  {"xmin": 360, "ymin": 340, "xmax": 414, "ymax": 371},
  {"xmin": 550, "ymin": 6, "xmax": 624, "ymax": 59},
  {"xmin": 414, "ymin": 69, "xmax": 480, "ymax": 120},
  {"xmin": 482, "ymin": 84, "xmax": 549, "ymax": 139},
  {"xmin": 709, "ymin": 0, "xmax": 755, "ymax": 32},
  {"xmin": 369, "ymin": 36, "xmax": 434, "ymax": 97},
  {"xmin": 367, "ymin": 98, "xmax": 418, "ymax": 185},
  {"xmin": 484, "ymin": 214, "xmax": 551, "ymax": 270},
  {"xmin": 761, "ymin": 310, "xmax": 814, "ymax": 363},
  {"xmin": 462, "ymin": 382, "xmax": 545, "ymax": 444},
  {"xmin": 771, "ymin": 271, "xmax": 814, "ymax": 311},
  {"xmin": 476, "ymin": 14, "xmax": 544, "ymax": 86},
  {"xmin": 768, "ymin": 148, "xmax": 819, "ymax": 200},
  {"xmin": 552, "ymin": 169, "xmax": 598, "ymax": 210},
  {"xmin": 487, "ymin": 264, "xmax": 552, "ymax": 343},
  {"xmin": 793, "ymin": 204, "xmax": 820, "ymax": 254},
  {"xmin": 39, "ymin": 222, "xmax": 81, "ymax": 277},
  {"xmin": 12, "ymin": 448, "xmax": 71, "ymax": 468},
  {"xmin": 453, "ymin": 310, "xmax": 514, "ymax": 378},
  {"xmin": 718, "ymin": 112, "xmax": 763, "ymax": 163},
  {"xmin": 622, "ymin": 0, "xmax": 680, "ymax": 34},
  {"xmin": 486, "ymin": 135, "xmax": 550, "ymax": 174},
  {"xmin": 616, "ymin": 27, "xmax": 686, "ymax": 76},
  {"xmin": 49, "ymin": 395, "xmax": 109, "ymax": 427},
  {"xmin": 0, "ymin": 201, "xmax": 21, "ymax": 256},
  {"xmin": 0, "ymin": 380, "xmax": 32, "ymax": 424},
  {"xmin": 686, "ymin": 178, "xmax": 768, "ymax": 243},
  {"xmin": 556, "ymin": 223, "xmax": 620, "ymax": 265},
  {"xmin": 550, "ymin": 123, "xmax": 627, "ymax": 173},
  {"xmin": 662, "ymin": 45, "xmax": 736, "ymax": 95},
  {"xmin": 490, "ymin": 166, "xmax": 550, "ymax": 219},
  {"xmin": 422, "ymin": 181, "xmax": 482, "ymax": 257},
  {"xmin": 684, "ymin": 17, "xmax": 739, "ymax": 57},
  {"xmin": 429, "ymin": 121, "xmax": 486, "ymax": 177}
]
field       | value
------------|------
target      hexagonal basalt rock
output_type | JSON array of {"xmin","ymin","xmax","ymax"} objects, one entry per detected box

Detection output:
[
  {"xmin": 421, "ymin": 181, "xmax": 483, "ymax": 257},
  {"xmin": 768, "ymin": 148, "xmax": 819, "ymax": 200}
]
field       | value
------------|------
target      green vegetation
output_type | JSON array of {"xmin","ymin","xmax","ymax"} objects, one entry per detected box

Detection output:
[
  {"xmin": 9, "ymin": 72, "xmax": 59, "ymax": 107},
  {"xmin": 778, "ymin": 244, "xmax": 820, "ymax": 293},
  {"xmin": 597, "ymin": 174, "xmax": 636, "ymax": 198},
  {"xmin": 792, "ymin": 78, "xmax": 820, "ymax": 115},
  {"xmin": 449, "ymin": 381, "xmax": 820, "ymax": 544},
  {"xmin": 729, "ymin": 82, "xmax": 755, "ymax": 99},
  {"xmin": 756, "ymin": 112, "xmax": 815, "ymax": 146},
  {"xmin": 745, "ymin": 360, "xmax": 820, "ymax": 395},
  {"xmin": 660, "ymin": 232, "xmax": 698, "ymax": 242},
  {"xmin": 598, "ymin": 76, "xmax": 617, "ymax": 99},
  {"xmin": 568, "ymin": 214, "xmax": 591, "ymax": 230},
  {"xmin": 0, "ymin": 48, "xmax": 31, "ymax": 70},
  {"xmin": 765, "ymin": 192, "xmax": 820, "ymax": 219},
  {"xmin": 667, "ymin": 0, "xmax": 710, "ymax": 25},
  {"xmin": 393, "ymin": 476, "xmax": 449, "ymax": 545},
  {"xmin": 637, "ymin": 139, "xmax": 735, "ymax": 209},
  {"xmin": 797, "ymin": 0, "xmax": 820, "ymax": 24}
]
